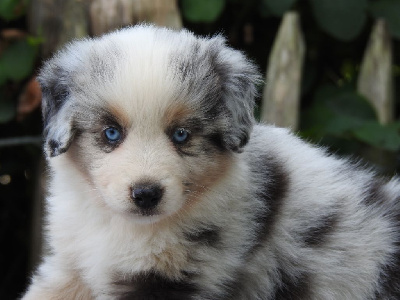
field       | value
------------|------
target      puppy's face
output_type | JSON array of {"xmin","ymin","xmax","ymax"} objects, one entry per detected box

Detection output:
[{"xmin": 39, "ymin": 26, "xmax": 259, "ymax": 223}]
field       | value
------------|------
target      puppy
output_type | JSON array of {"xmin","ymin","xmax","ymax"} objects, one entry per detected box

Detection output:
[{"xmin": 23, "ymin": 25, "xmax": 400, "ymax": 299}]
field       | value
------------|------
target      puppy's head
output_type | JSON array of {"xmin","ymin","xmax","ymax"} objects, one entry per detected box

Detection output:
[{"xmin": 39, "ymin": 25, "xmax": 260, "ymax": 223}]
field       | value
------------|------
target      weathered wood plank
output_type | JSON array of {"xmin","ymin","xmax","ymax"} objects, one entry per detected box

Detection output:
[
  {"xmin": 89, "ymin": 0, "xmax": 182, "ymax": 36},
  {"xmin": 357, "ymin": 19, "xmax": 394, "ymax": 125},
  {"xmin": 29, "ymin": 0, "xmax": 90, "ymax": 58},
  {"xmin": 261, "ymin": 12, "xmax": 305, "ymax": 130}
]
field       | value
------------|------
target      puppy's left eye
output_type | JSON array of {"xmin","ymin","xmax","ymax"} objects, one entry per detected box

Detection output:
[
  {"xmin": 172, "ymin": 128, "xmax": 189, "ymax": 144},
  {"xmin": 104, "ymin": 127, "xmax": 122, "ymax": 143}
]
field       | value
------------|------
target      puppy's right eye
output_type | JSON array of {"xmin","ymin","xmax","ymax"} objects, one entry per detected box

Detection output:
[
  {"xmin": 104, "ymin": 127, "xmax": 122, "ymax": 144},
  {"xmin": 172, "ymin": 128, "xmax": 189, "ymax": 144}
]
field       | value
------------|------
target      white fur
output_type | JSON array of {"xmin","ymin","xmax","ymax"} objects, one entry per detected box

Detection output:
[{"xmin": 23, "ymin": 26, "xmax": 400, "ymax": 299}]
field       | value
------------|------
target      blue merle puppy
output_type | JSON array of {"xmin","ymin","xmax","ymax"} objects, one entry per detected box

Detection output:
[{"xmin": 22, "ymin": 25, "xmax": 400, "ymax": 299}]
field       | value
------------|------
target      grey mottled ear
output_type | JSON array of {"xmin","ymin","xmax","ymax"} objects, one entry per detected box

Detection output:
[
  {"xmin": 39, "ymin": 62, "xmax": 76, "ymax": 158},
  {"xmin": 209, "ymin": 37, "xmax": 261, "ymax": 152}
]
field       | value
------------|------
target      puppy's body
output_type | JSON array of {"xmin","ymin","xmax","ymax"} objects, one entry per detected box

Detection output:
[{"xmin": 23, "ymin": 26, "xmax": 400, "ymax": 299}]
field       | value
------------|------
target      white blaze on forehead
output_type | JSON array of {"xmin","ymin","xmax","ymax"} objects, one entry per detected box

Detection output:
[{"xmin": 87, "ymin": 27, "xmax": 197, "ymax": 128}]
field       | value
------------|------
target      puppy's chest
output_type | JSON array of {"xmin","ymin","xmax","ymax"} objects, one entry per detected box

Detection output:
[
  {"xmin": 107, "ymin": 230, "xmax": 189, "ymax": 277},
  {"xmin": 100, "ymin": 223, "xmax": 232, "ymax": 299},
  {"xmin": 105, "ymin": 231, "xmax": 203, "ymax": 299}
]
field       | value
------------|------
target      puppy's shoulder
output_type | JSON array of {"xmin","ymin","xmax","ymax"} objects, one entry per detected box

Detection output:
[{"xmin": 244, "ymin": 123, "xmax": 331, "ymax": 169}]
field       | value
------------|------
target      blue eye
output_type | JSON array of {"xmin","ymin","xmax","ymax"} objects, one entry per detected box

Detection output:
[
  {"xmin": 104, "ymin": 127, "xmax": 122, "ymax": 143},
  {"xmin": 172, "ymin": 128, "xmax": 189, "ymax": 144}
]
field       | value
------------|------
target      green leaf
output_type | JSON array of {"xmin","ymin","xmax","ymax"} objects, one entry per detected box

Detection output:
[
  {"xmin": 301, "ymin": 85, "xmax": 377, "ymax": 139},
  {"xmin": 181, "ymin": 0, "xmax": 225, "ymax": 23},
  {"xmin": 262, "ymin": 0, "xmax": 298, "ymax": 16},
  {"xmin": 0, "ymin": 39, "xmax": 38, "ymax": 84},
  {"xmin": 301, "ymin": 104, "xmax": 335, "ymax": 138},
  {"xmin": 313, "ymin": 85, "xmax": 376, "ymax": 120},
  {"xmin": 0, "ymin": 0, "xmax": 27, "ymax": 21},
  {"xmin": 323, "ymin": 92, "xmax": 376, "ymax": 121},
  {"xmin": 352, "ymin": 121, "xmax": 400, "ymax": 151},
  {"xmin": 369, "ymin": 0, "xmax": 400, "ymax": 40},
  {"xmin": 27, "ymin": 35, "xmax": 45, "ymax": 46},
  {"xmin": 309, "ymin": 0, "xmax": 367, "ymax": 40},
  {"xmin": 324, "ymin": 115, "xmax": 365, "ymax": 136}
]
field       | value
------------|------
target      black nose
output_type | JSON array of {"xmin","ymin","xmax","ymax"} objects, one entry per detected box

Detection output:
[{"xmin": 131, "ymin": 183, "xmax": 163, "ymax": 210}]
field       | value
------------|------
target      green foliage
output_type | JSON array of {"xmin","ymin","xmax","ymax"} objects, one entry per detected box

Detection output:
[
  {"xmin": 262, "ymin": 0, "xmax": 297, "ymax": 16},
  {"xmin": 309, "ymin": 0, "xmax": 368, "ymax": 41},
  {"xmin": 353, "ymin": 121, "xmax": 400, "ymax": 151},
  {"xmin": 0, "ymin": 39, "xmax": 38, "ymax": 85},
  {"xmin": 181, "ymin": 0, "xmax": 400, "ymax": 41},
  {"xmin": 369, "ymin": 0, "xmax": 400, "ymax": 39},
  {"xmin": 0, "ymin": 0, "xmax": 28, "ymax": 21},
  {"xmin": 181, "ymin": 0, "xmax": 225, "ymax": 23},
  {"xmin": 302, "ymin": 85, "xmax": 400, "ymax": 152},
  {"xmin": 0, "ymin": 0, "xmax": 38, "ymax": 124},
  {"xmin": 302, "ymin": 86, "xmax": 373, "ymax": 137},
  {"xmin": 0, "ymin": 38, "xmax": 38, "ymax": 122}
]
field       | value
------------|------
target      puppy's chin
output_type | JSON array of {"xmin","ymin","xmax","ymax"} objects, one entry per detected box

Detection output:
[
  {"xmin": 121, "ymin": 209, "xmax": 180, "ymax": 225},
  {"xmin": 128, "ymin": 207, "xmax": 164, "ymax": 224},
  {"xmin": 127, "ymin": 213, "xmax": 165, "ymax": 225},
  {"xmin": 110, "ymin": 201, "xmax": 184, "ymax": 225}
]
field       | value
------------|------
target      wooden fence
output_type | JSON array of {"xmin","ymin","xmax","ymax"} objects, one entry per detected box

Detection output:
[
  {"xmin": 27, "ymin": 1, "xmax": 395, "ymax": 269},
  {"xmin": 262, "ymin": 12, "xmax": 394, "ymax": 129},
  {"xmin": 28, "ymin": 0, "xmax": 395, "ymax": 130}
]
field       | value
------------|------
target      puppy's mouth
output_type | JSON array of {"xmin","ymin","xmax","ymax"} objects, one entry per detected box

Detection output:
[
  {"xmin": 130, "ymin": 207, "xmax": 161, "ymax": 217},
  {"xmin": 125, "ymin": 207, "xmax": 167, "ymax": 225}
]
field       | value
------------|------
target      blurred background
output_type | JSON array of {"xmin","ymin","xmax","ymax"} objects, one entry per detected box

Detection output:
[{"xmin": 0, "ymin": 0, "xmax": 399, "ymax": 298}]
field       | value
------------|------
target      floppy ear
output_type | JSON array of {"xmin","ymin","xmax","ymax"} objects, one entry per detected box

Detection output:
[
  {"xmin": 209, "ymin": 37, "xmax": 262, "ymax": 152},
  {"xmin": 39, "ymin": 63, "xmax": 76, "ymax": 158}
]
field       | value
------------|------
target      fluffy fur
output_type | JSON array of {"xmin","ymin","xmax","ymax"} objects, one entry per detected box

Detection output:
[{"xmin": 23, "ymin": 25, "xmax": 400, "ymax": 299}]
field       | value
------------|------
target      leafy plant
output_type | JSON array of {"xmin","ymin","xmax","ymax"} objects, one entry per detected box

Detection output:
[
  {"xmin": 181, "ymin": 0, "xmax": 226, "ymax": 23},
  {"xmin": 0, "ymin": 0, "xmax": 29, "ymax": 21},
  {"xmin": 0, "ymin": 37, "xmax": 39, "ymax": 123},
  {"xmin": 262, "ymin": 0, "xmax": 297, "ymax": 16},
  {"xmin": 181, "ymin": 0, "xmax": 400, "ymax": 41},
  {"xmin": 0, "ymin": 0, "xmax": 40, "ymax": 123},
  {"xmin": 301, "ymin": 85, "xmax": 400, "ymax": 153},
  {"xmin": 0, "ymin": 39, "xmax": 38, "ymax": 85},
  {"xmin": 309, "ymin": 0, "xmax": 368, "ymax": 41},
  {"xmin": 369, "ymin": 0, "xmax": 400, "ymax": 39}
]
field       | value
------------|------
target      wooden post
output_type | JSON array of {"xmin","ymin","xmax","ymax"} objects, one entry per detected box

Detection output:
[
  {"xmin": 29, "ymin": 0, "xmax": 90, "ymax": 58},
  {"xmin": 261, "ymin": 12, "xmax": 305, "ymax": 130},
  {"xmin": 357, "ymin": 19, "xmax": 394, "ymax": 125},
  {"xmin": 30, "ymin": 0, "xmax": 182, "ymax": 57},
  {"xmin": 90, "ymin": 0, "xmax": 182, "ymax": 36},
  {"xmin": 357, "ymin": 19, "xmax": 395, "ymax": 173}
]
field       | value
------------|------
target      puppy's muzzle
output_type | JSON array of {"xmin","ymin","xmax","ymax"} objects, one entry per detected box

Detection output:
[{"xmin": 131, "ymin": 182, "xmax": 164, "ymax": 211}]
